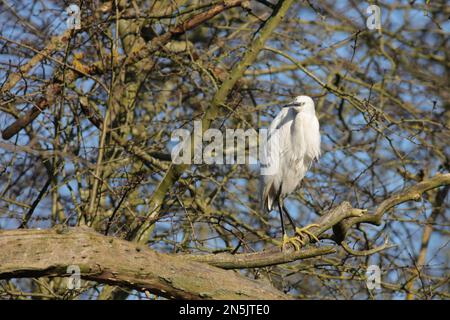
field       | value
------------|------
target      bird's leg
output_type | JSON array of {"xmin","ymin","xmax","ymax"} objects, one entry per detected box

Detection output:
[
  {"xmin": 277, "ymin": 200, "xmax": 286, "ymax": 239},
  {"xmin": 278, "ymin": 198, "xmax": 303, "ymax": 250},
  {"xmin": 282, "ymin": 201, "xmax": 320, "ymax": 246},
  {"xmin": 275, "ymin": 185, "xmax": 287, "ymax": 242},
  {"xmin": 281, "ymin": 201, "xmax": 297, "ymax": 230},
  {"xmin": 276, "ymin": 188, "xmax": 295, "ymax": 250},
  {"xmin": 278, "ymin": 196, "xmax": 304, "ymax": 251}
]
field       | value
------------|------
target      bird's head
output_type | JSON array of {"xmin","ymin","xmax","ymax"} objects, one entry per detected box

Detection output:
[{"xmin": 283, "ymin": 95, "xmax": 315, "ymax": 114}]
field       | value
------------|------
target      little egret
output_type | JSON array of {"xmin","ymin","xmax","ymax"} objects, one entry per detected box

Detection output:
[{"xmin": 261, "ymin": 95, "xmax": 321, "ymax": 250}]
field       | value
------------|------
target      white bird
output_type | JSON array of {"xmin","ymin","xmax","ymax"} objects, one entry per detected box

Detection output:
[{"xmin": 260, "ymin": 95, "xmax": 321, "ymax": 250}]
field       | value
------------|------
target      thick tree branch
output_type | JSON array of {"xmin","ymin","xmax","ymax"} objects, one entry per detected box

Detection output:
[{"xmin": 0, "ymin": 226, "xmax": 289, "ymax": 300}]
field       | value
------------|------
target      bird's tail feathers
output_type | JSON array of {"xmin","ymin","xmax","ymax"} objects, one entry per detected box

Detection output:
[{"xmin": 261, "ymin": 182, "xmax": 275, "ymax": 212}]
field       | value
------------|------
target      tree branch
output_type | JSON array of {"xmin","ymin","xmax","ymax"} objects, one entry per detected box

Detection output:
[
  {"xmin": 188, "ymin": 246, "xmax": 336, "ymax": 269},
  {"xmin": 332, "ymin": 173, "xmax": 450, "ymax": 242},
  {"xmin": 0, "ymin": 226, "xmax": 289, "ymax": 300},
  {"xmin": 1, "ymin": 0, "xmax": 247, "ymax": 140}
]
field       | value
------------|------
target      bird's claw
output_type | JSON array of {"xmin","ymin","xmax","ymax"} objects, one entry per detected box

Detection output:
[
  {"xmin": 282, "ymin": 233, "xmax": 305, "ymax": 251},
  {"xmin": 295, "ymin": 224, "xmax": 320, "ymax": 243},
  {"xmin": 280, "ymin": 224, "xmax": 321, "ymax": 251}
]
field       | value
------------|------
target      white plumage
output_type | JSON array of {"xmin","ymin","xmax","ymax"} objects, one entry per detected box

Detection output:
[{"xmin": 260, "ymin": 95, "xmax": 321, "ymax": 249}]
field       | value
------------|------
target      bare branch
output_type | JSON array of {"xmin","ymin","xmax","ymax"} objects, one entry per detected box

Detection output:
[{"xmin": 0, "ymin": 226, "xmax": 289, "ymax": 300}]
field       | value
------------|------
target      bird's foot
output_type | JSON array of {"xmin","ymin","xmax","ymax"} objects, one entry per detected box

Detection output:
[
  {"xmin": 294, "ymin": 224, "xmax": 320, "ymax": 244},
  {"xmin": 282, "ymin": 233, "xmax": 305, "ymax": 251}
]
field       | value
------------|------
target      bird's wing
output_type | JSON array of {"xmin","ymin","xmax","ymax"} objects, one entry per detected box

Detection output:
[
  {"xmin": 261, "ymin": 108, "xmax": 288, "ymax": 173},
  {"xmin": 260, "ymin": 108, "xmax": 294, "ymax": 211},
  {"xmin": 297, "ymin": 112, "xmax": 321, "ymax": 161}
]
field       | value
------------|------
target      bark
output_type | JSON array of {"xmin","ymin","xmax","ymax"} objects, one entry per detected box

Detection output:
[{"xmin": 0, "ymin": 226, "xmax": 288, "ymax": 300}]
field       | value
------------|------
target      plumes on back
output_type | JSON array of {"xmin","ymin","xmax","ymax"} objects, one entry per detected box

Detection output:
[{"xmin": 261, "ymin": 96, "xmax": 321, "ymax": 212}]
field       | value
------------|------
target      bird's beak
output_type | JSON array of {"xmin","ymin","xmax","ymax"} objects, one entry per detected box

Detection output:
[{"xmin": 282, "ymin": 103, "xmax": 303, "ymax": 111}]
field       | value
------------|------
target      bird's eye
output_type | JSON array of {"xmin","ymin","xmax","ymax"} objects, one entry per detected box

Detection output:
[{"xmin": 282, "ymin": 101, "xmax": 305, "ymax": 108}]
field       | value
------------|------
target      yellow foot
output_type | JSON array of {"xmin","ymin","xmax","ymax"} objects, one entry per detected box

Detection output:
[
  {"xmin": 295, "ymin": 224, "xmax": 320, "ymax": 244},
  {"xmin": 282, "ymin": 233, "xmax": 305, "ymax": 251}
]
